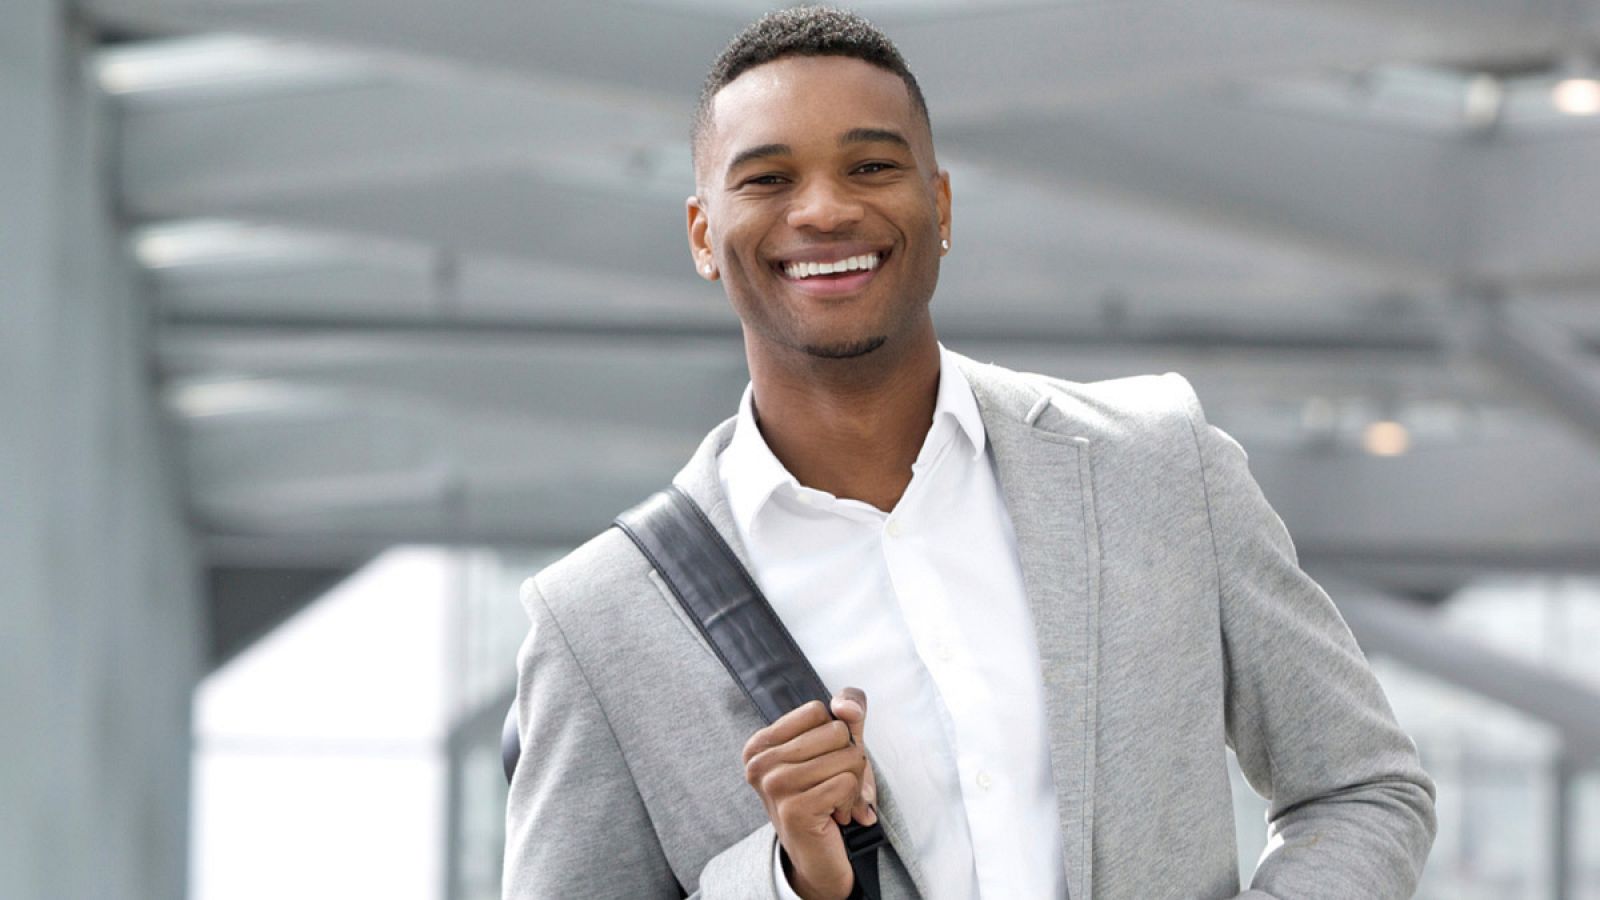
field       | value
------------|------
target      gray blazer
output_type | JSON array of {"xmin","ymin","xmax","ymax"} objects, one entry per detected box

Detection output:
[{"xmin": 504, "ymin": 355, "xmax": 1436, "ymax": 899}]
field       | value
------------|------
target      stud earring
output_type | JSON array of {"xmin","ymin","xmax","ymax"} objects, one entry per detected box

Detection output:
[
  {"xmin": 703, "ymin": 263, "xmax": 712, "ymax": 274},
  {"xmin": 941, "ymin": 238, "xmax": 950, "ymax": 251}
]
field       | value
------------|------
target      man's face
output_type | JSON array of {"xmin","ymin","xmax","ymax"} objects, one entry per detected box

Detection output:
[{"xmin": 687, "ymin": 56, "xmax": 951, "ymax": 362}]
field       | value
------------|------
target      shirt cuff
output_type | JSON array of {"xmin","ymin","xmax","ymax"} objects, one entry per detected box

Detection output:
[{"xmin": 773, "ymin": 840, "xmax": 806, "ymax": 900}]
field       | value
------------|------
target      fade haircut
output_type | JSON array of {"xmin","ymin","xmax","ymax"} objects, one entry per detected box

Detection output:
[{"xmin": 691, "ymin": 5, "xmax": 932, "ymax": 185}]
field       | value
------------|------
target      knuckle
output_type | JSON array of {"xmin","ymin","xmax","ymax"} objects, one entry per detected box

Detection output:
[
  {"xmin": 775, "ymin": 797, "xmax": 803, "ymax": 828},
  {"xmin": 763, "ymin": 768, "xmax": 794, "ymax": 799},
  {"xmin": 744, "ymin": 750, "xmax": 768, "ymax": 779},
  {"xmin": 750, "ymin": 760, "xmax": 785, "ymax": 796}
]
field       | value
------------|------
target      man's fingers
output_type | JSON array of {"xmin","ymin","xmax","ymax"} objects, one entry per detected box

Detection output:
[
  {"xmin": 852, "ymin": 762, "xmax": 879, "ymax": 825},
  {"xmin": 743, "ymin": 692, "xmax": 875, "ymax": 829},
  {"xmin": 742, "ymin": 700, "xmax": 833, "ymax": 764},
  {"xmin": 745, "ymin": 719, "xmax": 853, "ymax": 782},
  {"xmin": 804, "ymin": 770, "xmax": 862, "ymax": 829},
  {"xmin": 826, "ymin": 688, "xmax": 875, "ymax": 825},
  {"xmin": 772, "ymin": 765, "xmax": 859, "ymax": 831},
  {"xmin": 752, "ymin": 742, "xmax": 866, "ymax": 805}
]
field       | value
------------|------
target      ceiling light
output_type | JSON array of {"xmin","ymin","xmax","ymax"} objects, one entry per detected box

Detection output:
[
  {"xmin": 1552, "ymin": 76, "xmax": 1600, "ymax": 115},
  {"xmin": 1362, "ymin": 420, "xmax": 1411, "ymax": 457},
  {"xmin": 96, "ymin": 34, "xmax": 369, "ymax": 97},
  {"xmin": 132, "ymin": 220, "xmax": 371, "ymax": 269},
  {"xmin": 170, "ymin": 378, "xmax": 296, "ymax": 418},
  {"xmin": 1462, "ymin": 74, "xmax": 1503, "ymax": 128}
]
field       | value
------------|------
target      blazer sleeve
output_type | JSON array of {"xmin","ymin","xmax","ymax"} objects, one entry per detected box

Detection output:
[
  {"xmin": 1175, "ymin": 377, "xmax": 1438, "ymax": 899},
  {"xmin": 502, "ymin": 577, "xmax": 782, "ymax": 900}
]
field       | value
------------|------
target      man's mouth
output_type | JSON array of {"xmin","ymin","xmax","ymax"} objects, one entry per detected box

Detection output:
[{"xmin": 778, "ymin": 251, "xmax": 885, "ymax": 281}]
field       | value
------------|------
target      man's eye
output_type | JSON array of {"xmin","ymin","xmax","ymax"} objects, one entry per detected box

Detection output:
[
  {"xmin": 742, "ymin": 174, "xmax": 787, "ymax": 187},
  {"xmin": 854, "ymin": 162, "xmax": 897, "ymax": 175}
]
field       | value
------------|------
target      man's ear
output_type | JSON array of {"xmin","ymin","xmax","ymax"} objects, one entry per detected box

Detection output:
[
  {"xmin": 686, "ymin": 196, "xmax": 718, "ymax": 281},
  {"xmin": 935, "ymin": 169, "xmax": 952, "ymax": 253}
]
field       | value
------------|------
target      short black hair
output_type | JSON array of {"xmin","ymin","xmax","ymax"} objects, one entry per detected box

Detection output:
[{"xmin": 691, "ymin": 5, "xmax": 931, "ymax": 182}]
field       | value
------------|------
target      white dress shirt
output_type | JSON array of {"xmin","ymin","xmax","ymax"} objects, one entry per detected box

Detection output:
[{"xmin": 717, "ymin": 346, "xmax": 1068, "ymax": 900}]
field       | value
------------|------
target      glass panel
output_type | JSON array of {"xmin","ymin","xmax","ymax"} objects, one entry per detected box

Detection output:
[
  {"xmin": 190, "ymin": 547, "xmax": 457, "ymax": 900},
  {"xmin": 1576, "ymin": 769, "xmax": 1600, "ymax": 900},
  {"xmin": 445, "ymin": 547, "xmax": 565, "ymax": 900}
]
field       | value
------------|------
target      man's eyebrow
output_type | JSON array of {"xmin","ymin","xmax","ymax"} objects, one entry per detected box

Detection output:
[
  {"xmin": 725, "ymin": 143, "xmax": 791, "ymax": 174},
  {"xmin": 840, "ymin": 128, "xmax": 911, "ymax": 150}
]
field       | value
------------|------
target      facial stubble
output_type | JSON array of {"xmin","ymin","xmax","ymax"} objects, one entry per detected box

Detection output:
[{"xmin": 802, "ymin": 335, "xmax": 888, "ymax": 359}]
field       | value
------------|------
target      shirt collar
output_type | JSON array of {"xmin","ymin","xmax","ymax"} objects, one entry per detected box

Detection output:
[
  {"xmin": 724, "ymin": 381, "xmax": 801, "ymax": 530},
  {"xmin": 722, "ymin": 344, "xmax": 987, "ymax": 528},
  {"xmin": 933, "ymin": 343, "xmax": 987, "ymax": 462}
]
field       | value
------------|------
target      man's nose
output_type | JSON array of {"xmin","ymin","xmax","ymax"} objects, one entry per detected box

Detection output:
[{"xmin": 785, "ymin": 177, "xmax": 864, "ymax": 232}]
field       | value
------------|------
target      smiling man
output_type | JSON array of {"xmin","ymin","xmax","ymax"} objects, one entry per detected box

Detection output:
[{"xmin": 503, "ymin": 8, "xmax": 1435, "ymax": 900}]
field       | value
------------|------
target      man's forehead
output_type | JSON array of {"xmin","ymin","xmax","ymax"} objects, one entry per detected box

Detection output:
[{"xmin": 707, "ymin": 55, "xmax": 928, "ymax": 155}]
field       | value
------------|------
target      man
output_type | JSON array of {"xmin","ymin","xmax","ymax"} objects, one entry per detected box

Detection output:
[{"xmin": 503, "ymin": 7, "xmax": 1436, "ymax": 899}]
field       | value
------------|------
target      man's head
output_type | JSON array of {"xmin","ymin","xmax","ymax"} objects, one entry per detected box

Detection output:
[
  {"xmin": 686, "ymin": 7, "xmax": 950, "ymax": 366},
  {"xmin": 690, "ymin": 7, "xmax": 932, "ymax": 186}
]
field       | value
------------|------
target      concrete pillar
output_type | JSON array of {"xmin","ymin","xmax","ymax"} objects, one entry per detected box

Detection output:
[{"xmin": 1, "ymin": 4, "xmax": 203, "ymax": 898}]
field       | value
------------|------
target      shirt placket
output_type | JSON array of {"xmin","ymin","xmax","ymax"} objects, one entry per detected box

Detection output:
[{"xmin": 883, "ymin": 440, "xmax": 1016, "ymax": 897}]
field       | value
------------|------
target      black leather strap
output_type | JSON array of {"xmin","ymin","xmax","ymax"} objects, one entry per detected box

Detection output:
[{"xmin": 616, "ymin": 485, "xmax": 885, "ymax": 899}]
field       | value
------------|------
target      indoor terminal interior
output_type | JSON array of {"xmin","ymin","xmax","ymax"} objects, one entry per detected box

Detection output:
[{"xmin": 4, "ymin": 0, "xmax": 1600, "ymax": 897}]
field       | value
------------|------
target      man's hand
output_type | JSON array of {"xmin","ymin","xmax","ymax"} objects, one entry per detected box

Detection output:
[{"xmin": 742, "ymin": 688, "xmax": 878, "ymax": 900}]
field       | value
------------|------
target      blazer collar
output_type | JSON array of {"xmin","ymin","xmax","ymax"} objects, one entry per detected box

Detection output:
[{"xmin": 671, "ymin": 351, "xmax": 1100, "ymax": 900}]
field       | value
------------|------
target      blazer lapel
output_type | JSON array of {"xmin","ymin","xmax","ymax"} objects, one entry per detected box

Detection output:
[
  {"xmin": 671, "ymin": 421, "xmax": 936, "ymax": 899},
  {"xmin": 962, "ymin": 357, "xmax": 1101, "ymax": 900}
]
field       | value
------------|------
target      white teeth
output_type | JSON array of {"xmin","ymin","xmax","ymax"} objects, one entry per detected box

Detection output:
[{"xmin": 784, "ymin": 253, "xmax": 881, "ymax": 279}]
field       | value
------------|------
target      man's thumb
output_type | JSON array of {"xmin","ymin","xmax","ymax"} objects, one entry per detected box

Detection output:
[{"xmin": 831, "ymin": 687, "xmax": 868, "ymax": 742}]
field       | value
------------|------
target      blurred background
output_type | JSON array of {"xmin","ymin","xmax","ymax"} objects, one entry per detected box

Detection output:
[{"xmin": 4, "ymin": 0, "xmax": 1600, "ymax": 897}]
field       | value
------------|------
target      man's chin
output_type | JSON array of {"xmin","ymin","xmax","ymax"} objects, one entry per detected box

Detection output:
[{"xmin": 801, "ymin": 336, "xmax": 888, "ymax": 360}]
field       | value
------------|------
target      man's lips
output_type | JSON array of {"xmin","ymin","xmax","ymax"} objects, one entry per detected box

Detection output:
[
  {"xmin": 770, "ymin": 247, "xmax": 890, "ymax": 297},
  {"xmin": 781, "ymin": 265, "xmax": 879, "ymax": 297}
]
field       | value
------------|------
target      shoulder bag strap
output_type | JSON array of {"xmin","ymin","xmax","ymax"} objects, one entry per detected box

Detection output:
[{"xmin": 615, "ymin": 485, "xmax": 885, "ymax": 900}]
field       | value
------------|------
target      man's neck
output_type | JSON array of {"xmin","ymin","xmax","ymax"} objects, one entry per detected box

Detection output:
[{"xmin": 747, "ymin": 334, "xmax": 941, "ymax": 513}]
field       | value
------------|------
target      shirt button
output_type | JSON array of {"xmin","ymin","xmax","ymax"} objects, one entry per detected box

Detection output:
[
  {"xmin": 885, "ymin": 519, "xmax": 904, "ymax": 538},
  {"xmin": 976, "ymin": 771, "xmax": 994, "ymax": 791},
  {"xmin": 935, "ymin": 641, "xmax": 953, "ymax": 662}
]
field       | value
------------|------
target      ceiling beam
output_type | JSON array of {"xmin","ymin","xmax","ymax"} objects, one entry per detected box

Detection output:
[
  {"xmin": 895, "ymin": 0, "xmax": 1565, "ymax": 122},
  {"xmin": 117, "ymin": 77, "xmax": 693, "ymax": 279},
  {"xmin": 1463, "ymin": 292, "xmax": 1600, "ymax": 449},
  {"xmin": 942, "ymin": 94, "xmax": 1473, "ymax": 287},
  {"xmin": 1467, "ymin": 129, "xmax": 1600, "ymax": 292},
  {"xmin": 1322, "ymin": 573, "xmax": 1600, "ymax": 765},
  {"xmin": 155, "ymin": 308, "xmax": 1452, "ymax": 354},
  {"xmin": 1309, "ymin": 544, "xmax": 1600, "ymax": 598},
  {"xmin": 88, "ymin": 0, "xmax": 1574, "ymax": 114},
  {"xmin": 117, "ymin": 72, "xmax": 1467, "ymax": 297},
  {"xmin": 1247, "ymin": 433, "xmax": 1600, "ymax": 557},
  {"xmin": 88, "ymin": 0, "xmax": 735, "ymax": 101},
  {"xmin": 155, "ymin": 327, "xmax": 1600, "ymax": 561}
]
